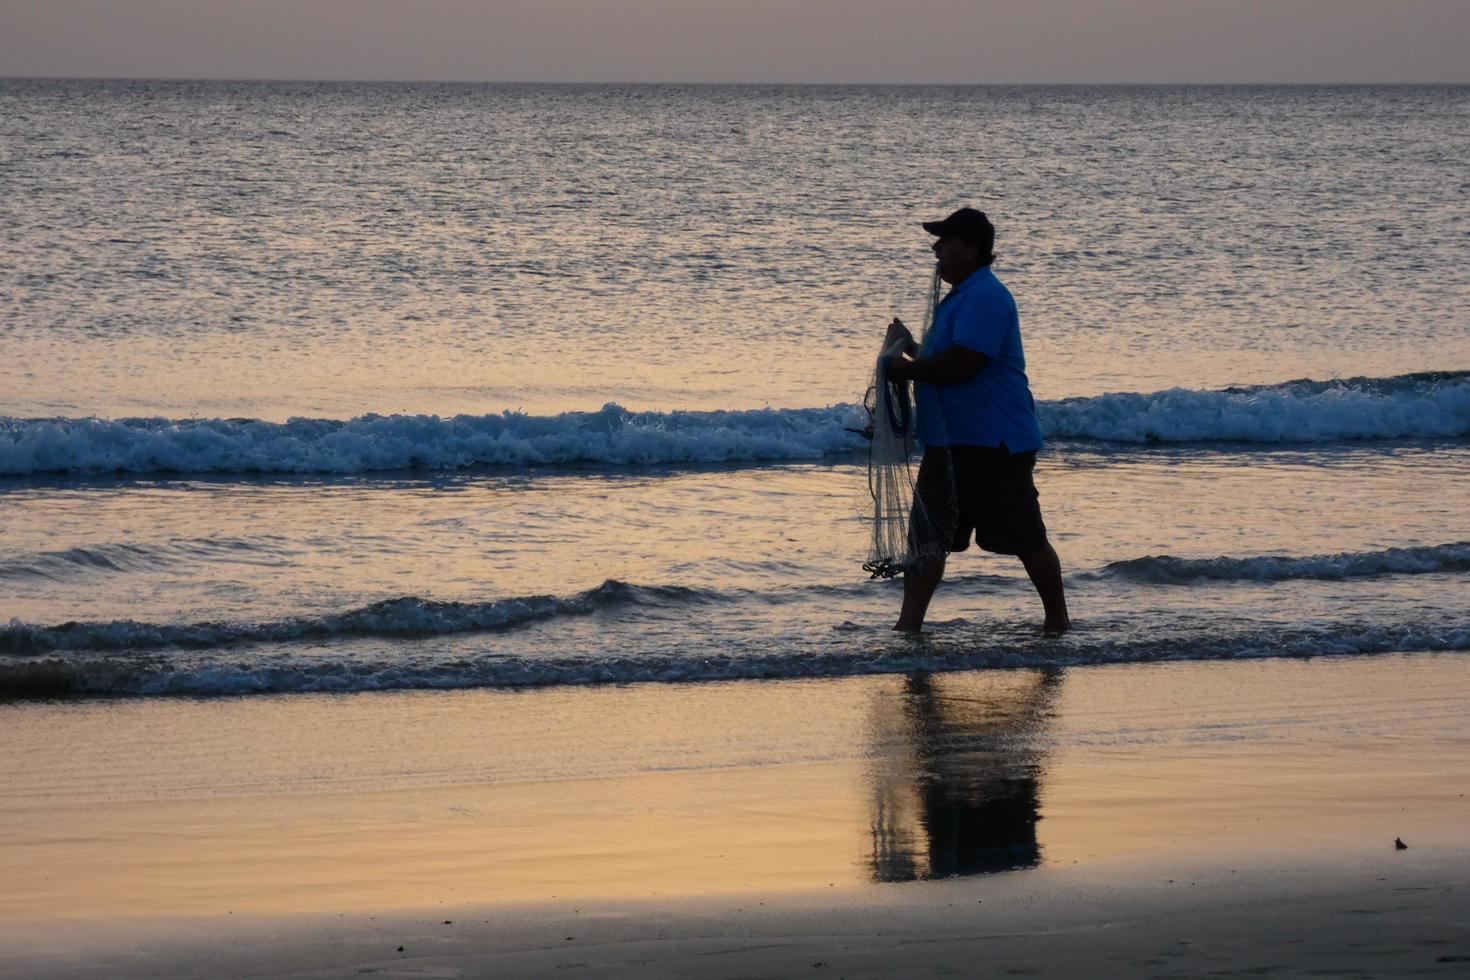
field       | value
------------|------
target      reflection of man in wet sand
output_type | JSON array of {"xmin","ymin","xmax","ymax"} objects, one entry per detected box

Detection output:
[
  {"xmin": 883, "ymin": 208, "xmax": 1070, "ymax": 633},
  {"xmin": 869, "ymin": 670, "xmax": 1060, "ymax": 881}
]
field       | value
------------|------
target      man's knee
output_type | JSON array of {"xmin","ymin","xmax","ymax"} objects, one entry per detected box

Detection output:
[
  {"xmin": 905, "ymin": 551, "xmax": 947, "ymax": 582},
  {"xmin": 1021, "ymin": 541, "xmax": 1057, "ymax": 566}
]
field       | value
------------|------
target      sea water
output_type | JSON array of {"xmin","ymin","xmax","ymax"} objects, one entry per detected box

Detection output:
[{"xmin": 1, "ymin": 80, "xmax": 1467, "ymax": 696}]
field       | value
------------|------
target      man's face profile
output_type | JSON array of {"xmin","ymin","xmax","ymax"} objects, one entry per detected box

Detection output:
[{"xmin": 932, "ymin": 235, "xmax": 980, "ymax": 284}]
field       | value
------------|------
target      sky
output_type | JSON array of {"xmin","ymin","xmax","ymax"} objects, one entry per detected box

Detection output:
[{"xmin": 1, "ymin": 0, "xmax": 1467, "ymax": 85}]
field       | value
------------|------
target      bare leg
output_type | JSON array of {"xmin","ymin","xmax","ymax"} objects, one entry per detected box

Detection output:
[
  {"xmin": 1021, "ymin": 542, "xmax": 1071, "ymax": 633},
  {"xmin": 895, "ymin": 554, "xmax": 946, "ymax": 632}
]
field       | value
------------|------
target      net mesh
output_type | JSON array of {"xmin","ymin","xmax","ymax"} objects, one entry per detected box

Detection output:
[{"xmin": 862, "ymin": 263, "xmax": 957, "ymax": 579}]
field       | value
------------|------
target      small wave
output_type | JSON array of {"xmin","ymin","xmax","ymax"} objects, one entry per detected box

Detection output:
[
  {"xmin": 0, "ymin": 580, "xmax": 714, "ymax": 656},
  {"xmin": 0, "ymin": 543, "xmax": 161, "ymax": 581},
  {"xmin": 0, "ymin": 576, "xmax": 1013, "ymax": 657},
  {"xmin": 1101, "ymin": 542, "xmax": 1470, "ymax": 584},
  {"xmin": 0, "ymin": 536, "xmax": 296, "ymax": 582},
  {"xmin": 3, "ymin": 620, "xmax": 1465, "ymax": 698},
  {"xmin": 2, "ymin": 372, "xmax": 1466, "ymax": 477}
]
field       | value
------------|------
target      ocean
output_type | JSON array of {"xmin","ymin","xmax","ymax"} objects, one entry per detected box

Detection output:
[{"xmin": 2, "ymin": 79, "xmax": 1467, "ymax": 697}]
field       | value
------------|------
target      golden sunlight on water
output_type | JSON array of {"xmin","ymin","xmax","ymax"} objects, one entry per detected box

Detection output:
[{"xmin": 3, "ymin": 654, "xmax": 1467, "ymax": 919}]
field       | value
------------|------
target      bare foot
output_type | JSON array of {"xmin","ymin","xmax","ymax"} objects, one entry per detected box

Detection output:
[
  {"xmin": 1042, "ymin": 617, "xmax": 1071, "ymax": 635},
  {"xmin": 892, "ymin": 620, "xmax": 924, "ymax": 633}
]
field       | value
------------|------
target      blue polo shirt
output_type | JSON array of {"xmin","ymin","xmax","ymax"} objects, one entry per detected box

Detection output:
[{"xmin": 914, "ymin": 266, "xmax": 1044, "ymax": 453}]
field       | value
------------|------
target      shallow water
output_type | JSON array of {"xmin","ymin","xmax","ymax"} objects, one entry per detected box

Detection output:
[{"xmin": 1, "ymin": 81, "xmax": 1466, "ymax": 696}]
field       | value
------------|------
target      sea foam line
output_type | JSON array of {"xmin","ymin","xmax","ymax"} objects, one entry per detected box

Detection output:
[
  {"xmin": 4, "ymin": 620, "xmax": 1466, "ymax": 698},
  {"xmin": 1, "ymin": 371, "xmax": 1466, "ymax": 476}
]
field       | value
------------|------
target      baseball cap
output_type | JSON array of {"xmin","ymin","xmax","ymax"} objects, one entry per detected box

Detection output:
[{"xmin": 921, "ymin": 207, "xmax": 994, "ymax": 246}]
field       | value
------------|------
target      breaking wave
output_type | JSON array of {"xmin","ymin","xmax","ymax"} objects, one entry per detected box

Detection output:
[
  {"xmin": 0, "ymin": 404, "xmax": 867, "ymax": 477},
  {"xmin": 1, "ymin": 372, "xmax": 1466, "ymax": 476},
  {"xmin": 1041, "ymin": 371, "xmax": 1470, "ymax": 444}
]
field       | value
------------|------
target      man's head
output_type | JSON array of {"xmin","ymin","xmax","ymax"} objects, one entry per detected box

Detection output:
[{"xmin": 922, "ymin": 207, "xmax": 995, "ymax": 284}]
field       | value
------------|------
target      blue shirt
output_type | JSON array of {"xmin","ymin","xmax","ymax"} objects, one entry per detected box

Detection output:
[{"xmin": 914, "ymin": 266, "xmax": 1044, "ymax": 453}]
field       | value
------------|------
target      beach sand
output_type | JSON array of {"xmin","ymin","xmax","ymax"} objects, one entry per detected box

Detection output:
[{"xmin": 3, "ymin": 653, "xmax": 1467, "ymax": 977}]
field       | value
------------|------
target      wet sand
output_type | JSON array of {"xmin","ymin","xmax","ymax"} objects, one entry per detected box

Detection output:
[
  {"xmin": 8, "ymin": 862, "xmax": 1467, "ymax": 979},
  {"xmin": 2, "ymin": 653, "xmax": 1467, "ymax": 976}
]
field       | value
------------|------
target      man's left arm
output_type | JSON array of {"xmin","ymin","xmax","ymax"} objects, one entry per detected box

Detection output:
[{"xmin": 885, "ymin": 289, "xmax": 1004, "ymax": 385}]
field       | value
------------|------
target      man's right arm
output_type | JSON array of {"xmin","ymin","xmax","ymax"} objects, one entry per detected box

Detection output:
[{"xmin": 886, "ymin": 345, "xmax": 988, "ymax": 385}]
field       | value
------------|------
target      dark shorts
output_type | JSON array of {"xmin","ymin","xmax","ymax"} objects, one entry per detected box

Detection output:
[{"xmin": 910, "ymin": 445, "xmax": 1049, "ymax": 558}]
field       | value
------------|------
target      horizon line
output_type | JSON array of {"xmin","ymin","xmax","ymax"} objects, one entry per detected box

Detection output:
[{"xmin": 3, "ymin": 74, "xmax": 1467, "ymax": 88}]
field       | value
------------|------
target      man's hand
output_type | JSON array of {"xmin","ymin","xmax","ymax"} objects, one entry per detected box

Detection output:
[
  {"xmin": 883, "ymin": 353, "xmax": 911, "ymax": 381},
  {"xmin": 884, "ymin": 317, "xmax": 914, "ymax": 351}
]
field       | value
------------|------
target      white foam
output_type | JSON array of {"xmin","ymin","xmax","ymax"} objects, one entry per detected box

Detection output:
[
  {"xmin": 0, "ymin": 405, "xmax": 871, "ymax": 477},
  {"xmin": 1040, "ymin": 372, "xmax": 1470, "ymax": 444},
  {"xmin": 2, "ymin": 373, "xmax": 1466, "ymax": 476}
]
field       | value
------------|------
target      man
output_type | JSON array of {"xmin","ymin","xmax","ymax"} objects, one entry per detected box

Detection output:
[{"xmin": 883, "ymin": 207, "xmax": 1070, "ymax": 634}]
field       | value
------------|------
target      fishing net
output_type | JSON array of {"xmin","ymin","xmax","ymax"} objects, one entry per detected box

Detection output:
[{"xmin": 862, "ymin": 263, "xmax": 958, "ymax": 579}]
